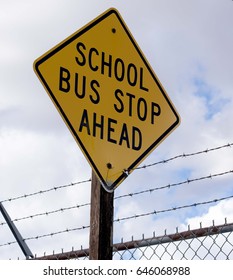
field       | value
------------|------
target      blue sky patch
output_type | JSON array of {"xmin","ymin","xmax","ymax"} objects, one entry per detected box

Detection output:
[{"xmin": 193, "ymin": 78, "xmax": 229, "ymax": 120}]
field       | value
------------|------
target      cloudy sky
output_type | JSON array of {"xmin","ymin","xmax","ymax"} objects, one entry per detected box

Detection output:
[{"xmin": 0, "ymin": 0, "xmax": 233, "ymax": 259}]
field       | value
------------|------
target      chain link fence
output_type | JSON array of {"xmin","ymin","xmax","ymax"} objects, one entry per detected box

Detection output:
[{"xmin": 35, "ymin": 222, "xmax": 233, "ymax": 260}]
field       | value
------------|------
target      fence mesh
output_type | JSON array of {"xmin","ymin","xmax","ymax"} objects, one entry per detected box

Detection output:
[{"xmin": 35, "ymin": 222, "xmax": 233, "ymax": 260}]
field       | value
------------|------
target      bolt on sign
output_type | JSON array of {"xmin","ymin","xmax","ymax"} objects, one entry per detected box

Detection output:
[{"xmin": 34, "ymin": 8, "xmax": 180, "ymax": 192}]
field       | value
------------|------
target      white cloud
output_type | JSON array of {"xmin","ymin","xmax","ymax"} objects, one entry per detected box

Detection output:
[{"xmin": 181, "ymin": 198, "xmax": 233, "ymax": 230}]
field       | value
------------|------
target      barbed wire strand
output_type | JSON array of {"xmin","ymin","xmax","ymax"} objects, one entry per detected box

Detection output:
[
  {"xmin": 114, "ymin": 193, "xmax": 233, "ymax": 222},
  {"xmin": 134, "ymin": 142, "xmax": 233, "ymax": 170},
  {"xmin": 1, "ymin": 193, "xmax": 233, "ymax": 248},
  {"xmin": 0, "ymin": 224, "xmax": 90, "ymax": 248},
  {"xmin": 115, "ymin": 170, "xmax": 233, "ymax": 200},
  {"xmin": 0, "ymin": 178, "xmax": 91, "ymax": 204}
]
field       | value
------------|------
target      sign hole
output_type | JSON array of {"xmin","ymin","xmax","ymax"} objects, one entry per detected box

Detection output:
[
  {"xmin": 107, "ymin": 163, "xmax": 113, "ymax": 169},
  {"xmin": 112, "ymin": 28, "xmax": 116, "ymax": 34}
]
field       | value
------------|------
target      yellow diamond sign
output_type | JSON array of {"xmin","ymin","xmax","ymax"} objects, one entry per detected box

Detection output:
[{"xmin": 34, "ymin": 8, "xmax": 180, "ymax": 191}]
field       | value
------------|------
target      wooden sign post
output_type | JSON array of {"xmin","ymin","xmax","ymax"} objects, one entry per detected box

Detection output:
[{"xmin": 89, "ymin": 171, "xmax": 114, "ymax": 260}]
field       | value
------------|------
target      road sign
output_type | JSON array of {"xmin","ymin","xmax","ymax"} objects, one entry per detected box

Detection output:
[{"xmin": 34, "ymin": 8, "xmax": 180, "ymax": 192}]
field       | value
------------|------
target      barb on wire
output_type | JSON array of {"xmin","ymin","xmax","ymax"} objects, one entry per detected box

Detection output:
[{"xmin": 134, "ymin": 143, "xmax": 233, "ymax": 170}]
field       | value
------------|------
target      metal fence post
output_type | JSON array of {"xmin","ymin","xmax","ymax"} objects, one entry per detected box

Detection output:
[{"xmin": 0, "ymin": 202, "xmax": 33, "ymax": 259}]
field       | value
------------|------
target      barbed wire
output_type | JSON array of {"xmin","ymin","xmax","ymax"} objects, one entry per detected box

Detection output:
[
  {"xmin": 1, "ymin": 143, "xmax": 232, "ymax": 205},
  {"xmin": 0, "ymin": 169, "xmax": 232, "ymax": 227},
  {"xmin": 1, "ymin": 192, "xmax": 233, "ymax": 248},
  {"xmin": 134, "ymin": 142, "xmax": 233, "ymax": 170},
  {"xmin": 0, "ymin": 169, "xmax": 232, "ymax": 226},
  {"xmin": 1, "ymin": 143, "xmax": 233, "ymax": 248}
]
